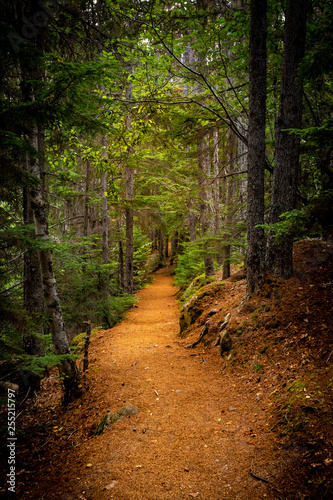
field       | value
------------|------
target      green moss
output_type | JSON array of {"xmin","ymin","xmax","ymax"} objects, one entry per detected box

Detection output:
[{"xmin": 95, "ymin": 414, "xmax": 108, "ymax": 436}]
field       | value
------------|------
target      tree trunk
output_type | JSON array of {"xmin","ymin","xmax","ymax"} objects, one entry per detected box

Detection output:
[
  {"xmin": 247, "ymin": 0, "xmax": 267, "ymax": 295},
  {"xmin": 21, "ymin": 59, "xmax": 80, "ymax": 400},
  {"xmin": 222, "ymin": 245, "xmax": 231, "ymax": 280},
  {"xmin": 188, "ymin": 212, "xmax": 196, "ymax": 242},
  {"xmin": 223, "ymin": 128, "xmax": 237, "ymax": 279},
  {"xmin": 158, "ymin": 229, "xmax": 164, "ymax": 258},
  {"xmin": 23, "ymin": 185, "xmax": 44, "ymax": 356},
  {"xmin": 83, "ymin": 160, "xmax": 91, "ymax": 237},
  {"xmin": 267, "ymin": 0, "xmax": 308, "ymax": 278},
  {"xmin": 124, "ymin": 166, "xmax": 134, "ymax": 294},
  {"xmin": 164, "ymin": 235, "xmax": 169, "ymax": 258},
  {"xmin": 213, "ymin": 129, "xmax": 221, "ymax": 235},
  {"xmin": 118, "ymin": 239, "xmax": 124, "ymax": 291},
  {"xmin": 29, "ymin": 123, "xmax": 80, "ymax": 402},
  {"xmin": 198, "ymin": 133, "xmax": 215, "ymax": 276},
  {"xmin": 170, "ymin": 233, "xmax": 178, "ymax": 263},
  {"xmin": 101, "ymin": 170, "xmax": 109, "ymax": 265},
  {"xmin": 124, "ymin": 78, "xmax": 134, "ymax": 294}
]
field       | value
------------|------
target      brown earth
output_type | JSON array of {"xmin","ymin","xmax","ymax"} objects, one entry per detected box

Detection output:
[{"xmin": 1, "ymin": 240, "xmax": 332, "ymax": 499}]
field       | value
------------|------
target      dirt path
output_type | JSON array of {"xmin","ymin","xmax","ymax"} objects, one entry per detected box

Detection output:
[{"xmin": 23, "ymin": 268, "xmax": 287, "ymax": 499}]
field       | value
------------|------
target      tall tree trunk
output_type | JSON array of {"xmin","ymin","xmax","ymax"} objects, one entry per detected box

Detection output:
[
  {"xmin": 222, "ymin": 128, "xmax": 237, "ymax": 279},
  {"xmin": 101, "ymin": 169, "xmax": 109, "ymax": 265},
  {"xmin": 124, "ymin": 78, "xmax": 134, "ymax": 294},
  {"xmin": 124, "ymin": 166, "xmax": 134, "ymax": 293},
  {"xmin": 29, "ymin": 123, "xmax": 80, "ymax": 402},
  {"xmin": 158, "ymin": 229, "xmax": 164, "ymax": 258},
  {"xmin": 198, "ymin": 133, "xmax": 215, "ymax": 276},
  {"xmin": 170, "ymin": 233, "xmax": 178, "ymax": 263},
  {"xmin": 23, "ymin": 185, "xmax": 44, "ymax": 356},
  {"xmin": 189, "ymin": 212, "xmax": 196, "ymax": 242},
  {"xmin": 247, "ymin": 0, "xmax": 267, "ymax": 295},
  {"xmin": 267, "ymin": 0, "xmax": 308, "ymax": 278},
  {"xmin": 118, "ymin": 239, "xmax": 124, "ymax": 291},
  {"xmin": 213, "ymin": 129, "xmax": 221, "ymax": 235},
  {"xmin": 164, "ymin": 235, "xmax": 169, "ymax": 258},
  {"xmin": 83, "ymin": 160, "xmax": 91, "ymax": 237},
  {"xmin": 21, "ymin": 62, "xmax": 80, "ymax": 401}
]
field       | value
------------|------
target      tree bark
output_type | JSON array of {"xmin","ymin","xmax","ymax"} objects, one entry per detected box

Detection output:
[
  {"xmin": 23, "ymin": 185, "xmax": 44, "ymax": 356},
  {"xmin": 124, "ymin": 77, "xmax": 134, "ymax": 294},
  {"xmin": 198, "ymin": 133, "xmax": 215, "ymax": 276},
  {"xmin": 267, "ymin": 0, "xmax": 308, "ymax": 278},
  {"xmin": 20, "ymin": 60, "xmax": 80, "ymax": 400},
  {"xmin": 124, "ymin": 166, "xmax": 134, "ymax": 293},
  {"xmin": 118, "ymin": 239, "xmax": 124, "ymax": 291},
  {"xmin": 101, "ymin": 170, "xmax": 109, "ymax": 265},
  {"xmin": 83, "ymin": 160, "xmax": 91, "ymax": 237},
  {"xmin": 223, "ymin": 128, "xmax": 237, "ymax": 279},
  {"xmin": 29, "ymin": 122, "xmax": 80, "ymax": 402},
  {"xmin": 247, "ymin": 0, "xmax": 267, "ymax": 295}
]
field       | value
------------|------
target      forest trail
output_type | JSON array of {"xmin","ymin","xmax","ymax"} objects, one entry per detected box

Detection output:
[{"xmin": 22, "ymin": 267, "xmax": 288, "ymax": 500}]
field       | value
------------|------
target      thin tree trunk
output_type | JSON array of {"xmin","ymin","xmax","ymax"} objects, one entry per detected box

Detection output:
[
  {"xmin": 189, "ymin": 212, "xmax": 196, "ymax": 242},
  {"xmin": 170, "ymin": 233, "xmax": 178, "ymax": 263},
  {"xmin": 158, "ymin": 229, "xmax": 164, "ymax": 258},
  {"xmin": 124, "ymin": 78, "xmax": 134, "ymax": 294},
  {"xmin": 23, "ymin": 185, "xmax": 44, "ymax": 356},
  {"xmin": 247, "ymin": 0, "xmax": 267, "ymax": 295},
  {"xmin": 124, "ymin": 166, "xmax": 134, "ymax": 293},
  {"xmin": 222, "ymin": 245, "xmax": 231, "ymax": 280},
  {"xmin": 101, "ymin": 170, "xmax": 108, "ymax": 265},
  {"xmin": 213, "ymin": 129, "xmax": 221, "ymax": 235},
  {"xmin": 118, "ymin": 239, "xmax": 124, "ymax": 291},
  {"xmin": 222, "ymin": 128, "xmax": 237, "ymax": 279},
  {"xmin": 164, "ymin": 235, "xmax": 169, "ymax": 258},
  {"xmin": 83, "ymin": 160, "xmax": 91, "ymax": 237},
  {"xmin": 267, "ymin": 0, "xmax": 308, "ymax": 278},
  {"xmin": 198, "ymin": 133, "xmax": 215, "ymax": 276},
  {"xmin": 29, "ymin": 123, "xmax": 80, "ymax": 402}
]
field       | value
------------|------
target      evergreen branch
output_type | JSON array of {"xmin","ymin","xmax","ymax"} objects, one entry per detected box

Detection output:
[
  {"xmin": 49, "ymin": 216, "xmax": 84, "ymax": 230},
  {"xmin": 107, "ymin": 5, "xmax": 247, "ymax": 144},
  {"xmin": 0, "ymin": 281, "xmax": 24, "ymax": 296},
  {"xmin": 217, "ymin": 36, "xmax": 249, "ymax": 118}
]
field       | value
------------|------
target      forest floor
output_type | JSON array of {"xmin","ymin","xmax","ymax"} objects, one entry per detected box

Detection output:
[{"xmin": 1, "ymin": 240, "xmax": 333, "ymax": 499}]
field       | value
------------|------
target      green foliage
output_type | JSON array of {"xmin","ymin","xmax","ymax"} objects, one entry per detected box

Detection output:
[
  {"xmin": 95, "ymin": 414, "xmax": 108, "ymax": 436},
  {"xmin": 97, "ymin": 294, "xmax": 138, "ymax": 329},
  {"xmin": 51, "ymin": 230, "xmax": 149, "ymax": 330},
  {"xmin": 132, "ymin": 227, "xmax": 153, "ymax": 287},
  {"xmin": 258, "ymin": 190, "xmax": 333, "ymax": 243},
  {"xmin": 253, "ymin": 363, "xmax": 263, "ymax": 372},
  {"xmin": 174, "ymin": 239, "xmax": 206, "ymax": 287},
  {"xmin": 180, "ymin": 273, "xmax": 216, "ymax": 303}
]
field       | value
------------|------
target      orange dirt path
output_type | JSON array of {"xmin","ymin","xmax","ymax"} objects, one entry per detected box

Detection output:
[{"xmin": 25, "ymin": 268, "xmax": 287, "ymax": 499}]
